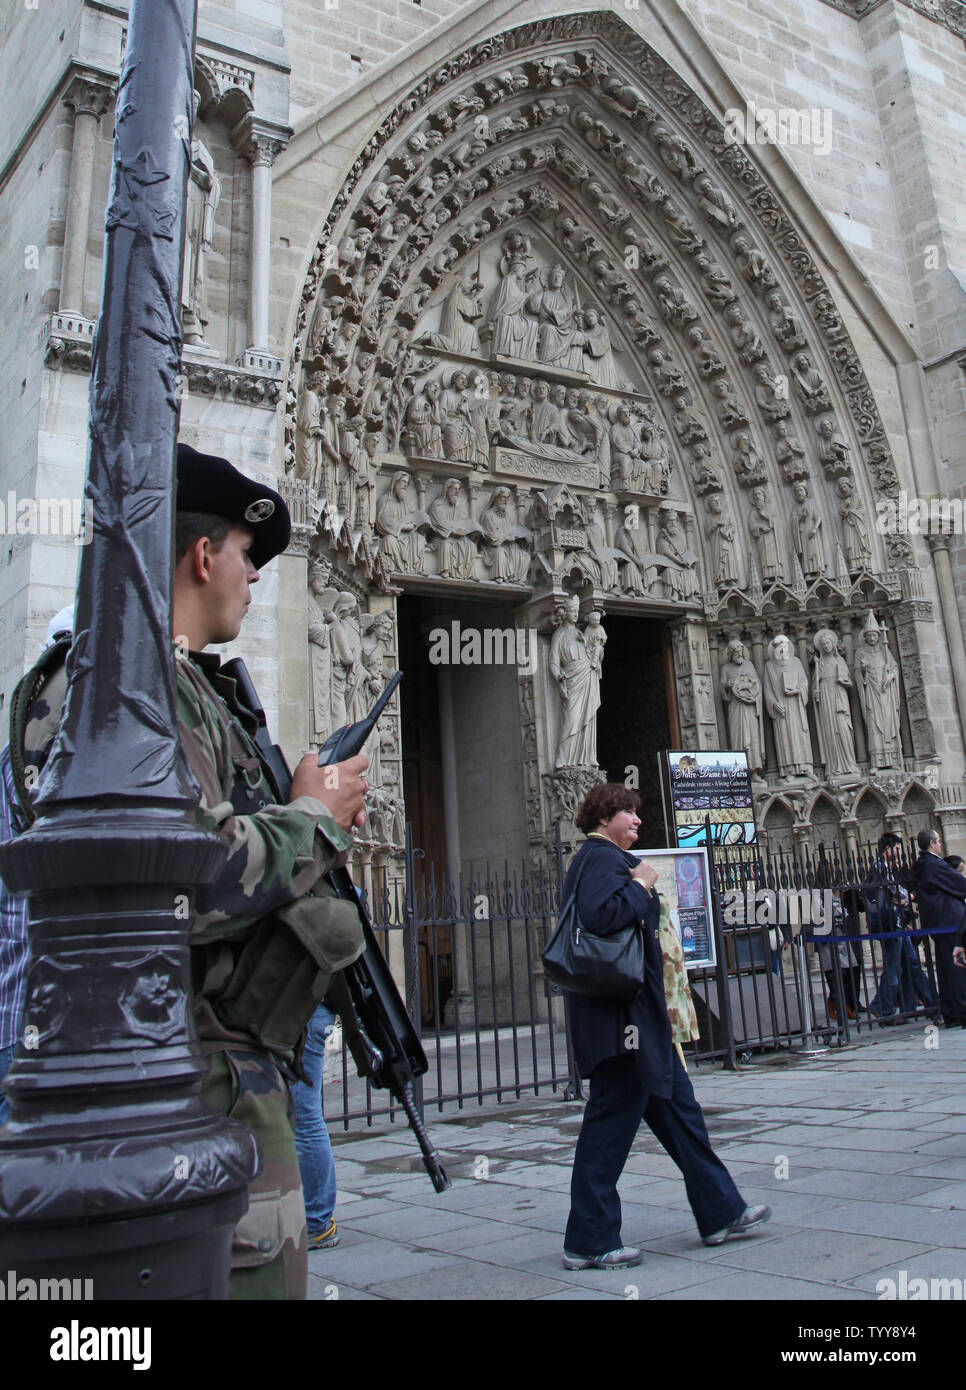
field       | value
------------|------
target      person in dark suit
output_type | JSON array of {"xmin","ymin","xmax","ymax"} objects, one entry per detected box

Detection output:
[
  {"xmin": 914, "ymin": 828, "xmax": 966, "ymax": 1027},
  {"xmin": 561, "ymin": 783, "xmax": 769, "ymax": 1271}
]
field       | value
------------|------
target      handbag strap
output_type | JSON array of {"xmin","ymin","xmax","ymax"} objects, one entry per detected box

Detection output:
[{"xmin": 559, "ymin": 844, "xmax": 596, "ymax": 916}]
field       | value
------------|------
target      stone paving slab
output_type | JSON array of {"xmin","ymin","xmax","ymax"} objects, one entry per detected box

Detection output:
[{"xmin": 318, "ymin": 1031, "xmax": 966, "ymax": 1301}]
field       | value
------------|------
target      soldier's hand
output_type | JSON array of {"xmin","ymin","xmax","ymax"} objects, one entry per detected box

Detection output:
[{"xmin": 291, "ymin": 752, "xmax": 369, "ymax": 829}]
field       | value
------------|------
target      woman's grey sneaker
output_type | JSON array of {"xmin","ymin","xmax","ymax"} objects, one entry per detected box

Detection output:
[
  {"xmin": 702, "ymin": 1204, "xmax": 771, "ymax": 1246},
  {"xmin": 563, "ymin": 1245, "xmax": 643, "ymax": 1270}
]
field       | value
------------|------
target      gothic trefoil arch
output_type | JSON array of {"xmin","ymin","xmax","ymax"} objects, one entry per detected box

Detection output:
[{"xmin": 287, "ymin": 11, "xmax": 940, "ymax": 852}]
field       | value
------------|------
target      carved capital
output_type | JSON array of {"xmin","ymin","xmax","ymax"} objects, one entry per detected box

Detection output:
[
  {"xmin": 62, "ymin": 73, "xmax": 115, "ymax": 122},
  {"xmin": 231, "ymin": 114, "xmax": 290, "ymax": 167}
]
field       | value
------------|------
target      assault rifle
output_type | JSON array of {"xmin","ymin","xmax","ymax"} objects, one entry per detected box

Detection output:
[{"xmin": 222, "ymin": 658, "xmax": 450, "ymax": 1194}]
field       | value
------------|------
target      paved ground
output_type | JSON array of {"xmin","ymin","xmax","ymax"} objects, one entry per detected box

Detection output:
[{"xmin": 309, "ymin": 1022, "xmax": 966, "ymax": 1301}]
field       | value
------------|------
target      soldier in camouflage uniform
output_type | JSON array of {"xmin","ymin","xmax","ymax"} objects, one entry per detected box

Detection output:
[{"xmin": 19, "ymin": 444, "xmax": 369, "ymax": 1300}]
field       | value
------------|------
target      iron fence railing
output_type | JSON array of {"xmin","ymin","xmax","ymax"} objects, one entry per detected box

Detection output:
[{"xmin": 321, "ymin": 827, "xmax": 955, "ymax": 1130}]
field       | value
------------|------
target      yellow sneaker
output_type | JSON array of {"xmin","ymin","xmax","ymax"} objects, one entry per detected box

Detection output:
[{"xmin": 307, "ymin": 1218, "xmax": 339, "ymax": 1250}]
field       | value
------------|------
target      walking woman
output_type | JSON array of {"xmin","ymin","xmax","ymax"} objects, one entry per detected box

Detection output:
[{"xmin": 562, "ymin": 783, "xmax": 769, "ymax": 1271}]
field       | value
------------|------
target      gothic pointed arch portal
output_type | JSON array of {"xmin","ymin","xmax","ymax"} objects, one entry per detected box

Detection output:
[{"xmin": 288, "ymin": 11, "xmax": 939, "ymax": 856}]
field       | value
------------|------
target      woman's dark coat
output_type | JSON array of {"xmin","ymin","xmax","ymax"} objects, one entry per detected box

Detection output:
[
  {"xmin": 914, "ymin": 850, "xmax": 966, "ymax": 943},
  {"xmin": 563, "ymin": 835, "xmax": 674, "ymax": 1098}
]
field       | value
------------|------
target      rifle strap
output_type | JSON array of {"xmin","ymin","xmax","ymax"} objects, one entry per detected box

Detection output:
[{"xmin": 8, "ymin": 635, "xmax": 72, "ymax": 828}]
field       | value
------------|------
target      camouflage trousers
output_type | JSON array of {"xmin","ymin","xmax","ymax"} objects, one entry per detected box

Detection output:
[{"xmin": 202, "ymin": 1048, "xmax": 308, "ymax": 1300}]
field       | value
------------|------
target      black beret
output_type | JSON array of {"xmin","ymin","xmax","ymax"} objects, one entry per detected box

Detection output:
[{"xmin": 176, "ymin": 443, "xmax": 291, "ymax": 569}]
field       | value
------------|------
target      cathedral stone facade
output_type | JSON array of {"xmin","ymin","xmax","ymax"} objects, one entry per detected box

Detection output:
[{"xmin": 3, "ymin": 0, "xmax": 966, "ymax": 882}]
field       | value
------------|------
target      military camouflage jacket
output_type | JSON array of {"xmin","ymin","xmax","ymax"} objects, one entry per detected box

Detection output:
[
  {"xmin": 175, "ymin": 650, "xmax": 353, "ymax": 945},
  {"xmin": 21, "ymin": 647, "xmax": 355, "ymax": 1048}
]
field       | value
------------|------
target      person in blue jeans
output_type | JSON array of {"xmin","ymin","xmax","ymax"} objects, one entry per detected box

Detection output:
[
  {"xmin": 292, "ymin": 1001, "xmax": 340, "ymax": 1249},
  {"xmin": 865, "ymin": 832, "xmax": 933, "ymax": 1021}
]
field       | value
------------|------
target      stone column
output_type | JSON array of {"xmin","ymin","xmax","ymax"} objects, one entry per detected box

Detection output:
[
  {"xmin": 59, "ymin": 75, "xmax": 114, "ymax": 316},
  {"xmin": 275, "ymin": 476, "xmax": 316, "ymax": 762},
  {"xmin": 232, "ymin": 115, "xmax": 289, "ymax": 371},
  {"xmin": 926, "ymin": 532, "xmax": 966, "ymax": 749}
]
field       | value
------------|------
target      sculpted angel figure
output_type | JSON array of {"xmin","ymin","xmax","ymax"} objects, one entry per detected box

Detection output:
[{"xmin": 440, "ymin": 275, "xmax": 483, "ymax": 355}]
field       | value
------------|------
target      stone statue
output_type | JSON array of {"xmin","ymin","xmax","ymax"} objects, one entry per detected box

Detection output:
[
  {"xmin": 811, "ymin": 629, "xmax": 859, "ymax": 778},
  {"xmin": 580, "ymin": 307, "xmax": 622, "ymax": 387},
  {"xmin": 307, "ymin": 563, "xmax": 335, "ymax": 743},
  {"xmin": 402, "ymin": 387, "xmax": 443, "ymax": 458},
  {"xmin": 753, "ymin": 364, "xmax": 790, "ymax": 423},
  {"xmin": 439, "ymin": 274, "xmax": 483, "ymax": 355},
  {"xmin": 528, "ymin": 265, "xmax": 586, "ymax": 370},
  {"xmin": 181, "ymin": 108, "xmax": 221, "ymax": 346},
  {"xmin": 296, "ymin": 371, "xmax": 330, "ymax": 494},
  {"xmin": 712, "ymin": 377, "xmax": 748, "ymax": 432},
  {"xmin": 480, "ymin": 486, "xmax": 531, "ymax": 584},
  {"xmin": 732, "ymin": 432, "xmax": 765, "ymax": 486},
  {"xmin": 749, "ymin": 486, "xmax": 781, "ymax": 580},
  {"xmin": 720, "ymin": 639, "xmax": 764, "ymax": 774},
  {"xmin": 583, "ymin": 610, "xmax": 607, "ymax": 681},
  {"xmin": 705, "ymin": 493, "xmax": 738, "ymax": 586},
  {"xmin": 774, "ymin": 420, "xmax": 807, "ymax": 481},
  {"xmin": 488, "ymin": 257, "xmax": 539, "ymax": 360},
  {"xmin": 763, "ymin": 635, "xmax": 813, "ymax": 778},
  {"xmin": 549, "ymin": 594, "xmax": 601, "ymax": 768},
  {"xmin": 853, "ymin": 612, "xmax": 903, "ymax": 769},
  {"xmin": 658, "ymin": 510, "xmax": 699, "ymax": 599},
  {"xmin": 428, "ymin": 478, "xmax": 480, "ymax": 579},
  {"xmin": 790, "ymin": 480, "xmax": 827, "ymax": 577},
  {"xmin": 328, "ymin": 592, "xmax": 365, "ymax": 730},
  {"xmin": 791, "ymin": 352, "xmax": 831, "ymax": 413},
  {"xmin": 615, "ymin": 504, "xmax": 659, "ymax": 594},
  {"xmin": 816, "ymin": 416, "xmax": 851, "ymax": 474},
  {"xmin": 766, "ymin": 290, "xmax": 807, "ymax": 351},
  {"xmin": 836, "ymin": 477, "xmax": 872, "ymax": 572},
  {"xmin": 440, "ymin": 369, "xmax": 478, "ymax": 462},
  {"xmin": 360, "ymin": 612, "xmax": 394, "ymax": 785},
  {"xmin": 610, "ymin": 404, "xmax": 643, "ymax": 489},
  {"xmin": 375, "ymin": 470, "xmax": 427, "ymax": 575}
]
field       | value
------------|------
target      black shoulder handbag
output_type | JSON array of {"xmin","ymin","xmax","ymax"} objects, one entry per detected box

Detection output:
[{"xmin": 542, "ymin": 846, "xmax": 647, "ymax": 999}]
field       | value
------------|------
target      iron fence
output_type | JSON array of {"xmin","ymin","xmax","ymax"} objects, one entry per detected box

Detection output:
[{"xmin": 321, "ymin": 828, "xmax": 956, "ymax": 1131}]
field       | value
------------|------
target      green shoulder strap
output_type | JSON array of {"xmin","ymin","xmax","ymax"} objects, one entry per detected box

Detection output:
[{"xmin": 8, "ymin": 635, "xmax": 71, "ymax": 829}]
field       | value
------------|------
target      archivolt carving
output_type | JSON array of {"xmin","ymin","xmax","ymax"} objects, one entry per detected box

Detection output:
[{"xmin": 287, "ymin": 13, "xmax": 916, "ymax": 638}]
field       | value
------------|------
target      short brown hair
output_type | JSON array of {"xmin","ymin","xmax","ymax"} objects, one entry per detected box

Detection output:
[
  {"xmin": 576, "ymin": 782, "xmax": 640, "ymax": 834},
  {"xmin": 174, "ymin": 510, "xmax": 233, "ymax": 562}
]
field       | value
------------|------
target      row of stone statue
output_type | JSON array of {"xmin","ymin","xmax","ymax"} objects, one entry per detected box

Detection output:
[{"xmin": 719, "ymin": 615, "xmax": 905, "ymax": 782}]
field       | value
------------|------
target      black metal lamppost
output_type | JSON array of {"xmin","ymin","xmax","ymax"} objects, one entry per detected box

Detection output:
[{"xmin": 0, "ymin": 0, "xmax": 257, "ymax": 1297}]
